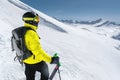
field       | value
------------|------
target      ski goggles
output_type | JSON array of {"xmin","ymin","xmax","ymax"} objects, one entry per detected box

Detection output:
[{"xmin": 23, "ymin": 16, "xmax": 40, "ymax": 23}]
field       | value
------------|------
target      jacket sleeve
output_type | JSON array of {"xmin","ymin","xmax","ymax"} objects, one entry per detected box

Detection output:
[{"xmin": 25, "ymin": 30, "xmax": 52, "ymax": 63}]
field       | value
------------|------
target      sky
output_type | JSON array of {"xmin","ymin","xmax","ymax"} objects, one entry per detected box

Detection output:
[{"xmin": 21, "ymin": 0, "xmax": 120, "ymax": 22}]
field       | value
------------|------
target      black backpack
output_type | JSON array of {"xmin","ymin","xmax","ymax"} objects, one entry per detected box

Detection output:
[{"xmin": 11, "ymin": 26, "xmax": 34, "ymax": 64}]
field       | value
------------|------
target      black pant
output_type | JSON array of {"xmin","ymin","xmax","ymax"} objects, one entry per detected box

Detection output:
[{"xmin": 25, "ymin": 61, "xmax": 49, "ymax": 80}]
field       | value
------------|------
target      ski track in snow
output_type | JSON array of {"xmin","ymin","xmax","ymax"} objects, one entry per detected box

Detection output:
[{"xmin": 0, "ymin": 0, "xmax": 120, "ymax": 80}]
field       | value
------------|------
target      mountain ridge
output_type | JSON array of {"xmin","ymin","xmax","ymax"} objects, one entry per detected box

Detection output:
[{"xmin": 58, "ymin": 18, "xmax": 120, "ymax": 27}]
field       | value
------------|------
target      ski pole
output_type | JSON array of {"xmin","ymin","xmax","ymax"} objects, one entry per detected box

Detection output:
[
  {"xmin": 49, "ymin": 53, "xmax": 61, "ymax": 80},
  {"xmin": 56, "ymin": 53, "xmax": 61, "ymax": 80},
  {"xmin": 58, "ymin": 67, "xmax": 61, "ymax": 80},
  {"xmin": 49, "ymin": 64, "xmax": 59, "ymax": 80}
]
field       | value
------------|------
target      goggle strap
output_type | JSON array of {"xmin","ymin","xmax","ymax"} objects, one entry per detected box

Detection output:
[
  {"xmin": 23, "ymin": 18, "xmax": 34, "ymax": 21},
  {"xmin": 23, "ymin": 16, "xmax": 39, "ymax": 22}
]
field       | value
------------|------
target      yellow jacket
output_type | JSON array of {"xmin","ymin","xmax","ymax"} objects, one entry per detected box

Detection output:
[{"xmin": 23, "ymin": 23, "xmax": 52, "ymax": 64}]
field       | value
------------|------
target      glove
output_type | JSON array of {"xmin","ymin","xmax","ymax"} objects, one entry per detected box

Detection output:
[{"xmin": 51, "ymin": 56, "xmax": 59, "ymax": 64}]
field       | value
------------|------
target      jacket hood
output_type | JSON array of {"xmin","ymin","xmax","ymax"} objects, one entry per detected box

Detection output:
[{"xmin": 24, "ymin": 23, "xmax": 37, "ymax": 31}]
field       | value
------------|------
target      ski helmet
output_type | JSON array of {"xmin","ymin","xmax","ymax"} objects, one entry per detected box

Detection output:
[{"xmin": 22, "ymin": 12, "xmax": 40, "ymax": 26}]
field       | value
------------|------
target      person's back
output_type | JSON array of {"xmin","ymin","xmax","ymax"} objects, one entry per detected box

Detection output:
[{"xmin": 12, "ymin": 11, "xmax": 59, "ymax": 80}]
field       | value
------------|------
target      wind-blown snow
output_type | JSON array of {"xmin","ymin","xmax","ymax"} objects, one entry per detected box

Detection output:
[{"xmin": 0, "ymin": 0, "xmax": 120, "ymax": 80}]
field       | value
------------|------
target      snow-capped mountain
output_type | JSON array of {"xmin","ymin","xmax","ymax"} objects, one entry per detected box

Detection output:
[
  {"xmin": 59, "ymin": 18, "xmax": 120, "ymax": 27},
  {"xmin": 0, "ymin": 0, "xmax": 120, "ymax": 80},
  {"xmin": 60, "ymin": 18, "xmax": 120, "ymax": 41}
]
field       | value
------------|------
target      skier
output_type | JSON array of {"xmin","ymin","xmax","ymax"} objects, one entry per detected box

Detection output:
[{"xmin": 20, "ymin": 12, "xmax": 59, "ymax": 80}]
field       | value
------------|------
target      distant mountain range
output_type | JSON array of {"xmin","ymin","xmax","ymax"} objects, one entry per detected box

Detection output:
[
  {"xmin": 54, "ymin": 18, "xmax": 120, "ymax": 44},
  {"xmin": 57, "ymin": 18, "xmax": 120, "ymax": 27}
]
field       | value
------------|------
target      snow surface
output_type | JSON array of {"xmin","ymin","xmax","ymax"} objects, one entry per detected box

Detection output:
[{"xmin": 0, "ymin": 0, "xmax": 120, "ymax": 80}]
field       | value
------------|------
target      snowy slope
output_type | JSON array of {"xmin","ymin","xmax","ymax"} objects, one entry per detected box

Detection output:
[{"xmin": 0, "ymin": 0, "xmax": 120, "ymax": 80}]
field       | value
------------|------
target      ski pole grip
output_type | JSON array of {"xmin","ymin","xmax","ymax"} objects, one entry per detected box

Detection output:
[
  {"xmin": 53, "ymin": 53, "xmax": 58, "ymax": 57},
  {"xmin": 53, "ymin": 53, "xmax": 61, "ymax": 66}
]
